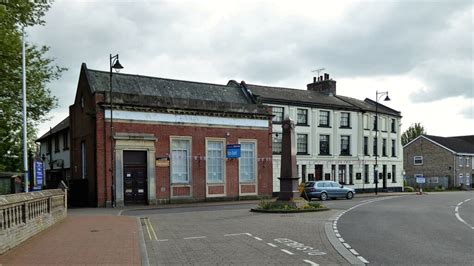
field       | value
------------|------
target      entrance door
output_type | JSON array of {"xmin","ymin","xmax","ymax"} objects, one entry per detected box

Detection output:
[
  {"xmin": 382, "ymin": 164, "xmax": 387, "ymax": 189},
  {"xmin": 315, "ymin": 165, "xmax": 323, "ymax": 181},
  {"xmin": 123, "ymin": 151, "xmax": 147, "ymax": 205}
]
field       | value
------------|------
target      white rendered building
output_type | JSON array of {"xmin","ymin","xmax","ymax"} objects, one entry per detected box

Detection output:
[{"xmin": 241, "ymin": 74, "xmax": 403, "ymax": 193}]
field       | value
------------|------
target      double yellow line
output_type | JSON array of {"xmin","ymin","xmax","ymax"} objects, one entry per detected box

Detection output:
[{"xmin": 142, "ymin": 217, "xmax": 158, "ymax": 241}]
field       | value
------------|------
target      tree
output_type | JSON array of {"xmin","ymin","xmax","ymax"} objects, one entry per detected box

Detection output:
[
  {"xmin": 0, "ymin": 0, "xmax": 66, "ymax": 172},
  {"xmin": 401, "ymin": 123, "xmax": 427, "ymax": 146}
]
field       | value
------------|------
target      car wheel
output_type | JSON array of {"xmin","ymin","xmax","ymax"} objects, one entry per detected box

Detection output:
[
  {"xmin": 320, "ymin": 192, "xmax": 328, "ymax": 201},
  {"xmin": 346, "ymin": 191, "xmax": 354, "ymax": 199}
]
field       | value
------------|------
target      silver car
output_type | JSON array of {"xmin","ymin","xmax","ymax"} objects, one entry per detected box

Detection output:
[{"xmin": 301, "ymin": 181, "xmax": 355, "ymax": 201}]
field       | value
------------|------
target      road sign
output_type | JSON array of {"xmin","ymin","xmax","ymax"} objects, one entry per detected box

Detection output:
[
  {"xmin": 416, "ymin": 176, "xmax": 425, "ymax": 184},
  {"xmin": 226, "ymin": 144, "xmax": 241, "ymax": 158},
  {"xmin": 34, "ymin": 160, "xmax": 44, "ymax": 190}
]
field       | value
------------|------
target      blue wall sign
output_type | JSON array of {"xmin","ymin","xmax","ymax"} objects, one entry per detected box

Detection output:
[
  {"xmin": 226, "ymin": 144, "xmax": 241, "ymax": 158},
  {"xmin": 34, "ymin": 160, "xmax": 44, "ymax": 190}
]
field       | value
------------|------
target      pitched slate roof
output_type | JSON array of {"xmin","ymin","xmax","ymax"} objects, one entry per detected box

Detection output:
[
  {"xmin": 36, "ymin": 116, "xmax": 69, "ymax": 142},
  {"xmin": 424, "ymin": 135, "xmax": 474, "ymax": 154},
  {"xmin": 240, "ymin": 81, "xmax": 401, "ymax": 116},
  {"xmin": 82, "ymin": 64, "xmax": 268, "ymax": 117},
  {"xmin": 85, "ymin": 67, "xmax": 250, "ymax": 105}
]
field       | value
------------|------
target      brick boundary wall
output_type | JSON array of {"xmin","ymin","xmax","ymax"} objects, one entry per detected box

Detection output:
[{"xmin": 0, "ymin": 189, "xmax": 67, "ymax": 254}]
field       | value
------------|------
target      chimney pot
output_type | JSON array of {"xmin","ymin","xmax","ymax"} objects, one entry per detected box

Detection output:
[
  {"xmin": 324, "ymin": 73, "xmax": 329, "ymax": 80},
  {"xmin": 313, "ymin": 77, "xmax": 317, "ymax": 83}
]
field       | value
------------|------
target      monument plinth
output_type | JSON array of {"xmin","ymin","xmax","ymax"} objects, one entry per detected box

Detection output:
[{"xmin": 278, "ymin": 118, "xmax": 300, "ymax": 201}]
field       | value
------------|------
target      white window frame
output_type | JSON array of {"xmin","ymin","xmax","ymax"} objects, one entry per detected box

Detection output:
[
  {"xmin": 271, "ymin": 106, "xmax": 284, "ymax": 124},
  {"xmin": 170, "ymin": 137, "xmax": 192, "ymax": 184},
  {"xmin": 414, "ymin": 156, "xmax": 423, "ymax": 165},
  {"xmin": 459, "ymin": 156, "xmax": 463, "ymax": 167},
  {"xmin": 238, "ymin": 140, "xmax": 257, "ymax": 183},
  {"xmin": 430, "ymin": 177, "xmax": 438, "ymax": 183},
  {"xmin": 206, "ymin": 138, "xmax": 225, "ymax": 184}
]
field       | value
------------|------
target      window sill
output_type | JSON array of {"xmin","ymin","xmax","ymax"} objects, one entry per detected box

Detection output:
[
  {"xmin": 63, "ymin": 148, "xmax": 69, "ymax": 151},
  {"xmin": 340, "ymin": 153, "xmax": 352, "ymax": 156}
]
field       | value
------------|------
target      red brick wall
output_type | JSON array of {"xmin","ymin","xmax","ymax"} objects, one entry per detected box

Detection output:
[{"xmin": 98, "ymin": 120, "xmax": 273, "ymax": 203}]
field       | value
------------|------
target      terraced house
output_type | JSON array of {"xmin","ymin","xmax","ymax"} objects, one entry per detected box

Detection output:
[{"xmin": 241, "ymin": 74, "xmax": 403, "ymax": 193}]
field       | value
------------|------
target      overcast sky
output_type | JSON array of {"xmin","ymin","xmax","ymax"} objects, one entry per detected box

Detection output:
[{"xmin": 29, "ymin": 0, "xmax": 473, "ymax": 137}]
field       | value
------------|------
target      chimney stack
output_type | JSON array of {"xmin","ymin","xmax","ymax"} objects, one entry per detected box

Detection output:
[{"xmin": 307, "ymin": 73, "xmax": 336, "ymax": 96}]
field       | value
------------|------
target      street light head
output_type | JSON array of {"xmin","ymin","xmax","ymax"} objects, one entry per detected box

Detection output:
[
  {"xmin": 112, "ymin": 59, "xmax": 124, "ymax": 71},
  {"xmin": 384, "ymin": 95, "xmax": 391, "ymax": 101}
]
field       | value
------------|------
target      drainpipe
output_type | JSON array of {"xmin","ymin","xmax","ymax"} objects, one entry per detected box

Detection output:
[{"xmin": 103, "ymin": 105, "xmax": 107, "ymax": 207}]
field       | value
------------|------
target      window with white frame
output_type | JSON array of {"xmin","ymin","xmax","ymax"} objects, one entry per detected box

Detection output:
[
  {"xmin": 459, "ymin": 173, "xmax": 464, "ymax": 184},
  {"xmin": 240, "ymin": 142, "xmax": 256, "ymax": 182},
  {"xmin": 272, "ymin": 133, "xmax": 282, "ymax": 154},
  {"xmin": 319, "ymin": 135, "xmax": 330, "ymax": 155},
  {"xmin": 297, "ymin": 109, "xmax": 308, "ymax": 125},
  {"xmin": 319, "ymin": 110, "xmax": 330, "ymax": 127},
  {"xmin": 414, "ymin": 156, "xmax": 423, "ymax": 165},
  {"xmin": 459, "ymin": 156, "xmax": 463, "ymax": 167},
  {"xmin": 297, "ymin": 134, "xmax": 308, "ymax": 154},
  {"xmin": 340, "ymin": 112, "xmax": 350, "ymax": 128},
  {"xmin": 272, "ymin": 107, "xmax": 284, "ymax": 124},
  {"xmin": 363, "ymin": 114, "xmax": 369, "ymax": 129},
  {"xmin": 207, "ymin": 140, "xmax": 224, "ymax": 183},
  {"xmin": 340, "ymin": 135, "xmax": 350, "ymax": 155},
  {"xmin": 381, "ymin": 117, "xmax": 387, "ymax": 131},
  {"xmin": 430, "ymin": 177, "xmax": 439, "ymax": 183},
  {"xmin": 171, "ymin": 139, "xmax": 191, "ymax": 183}
]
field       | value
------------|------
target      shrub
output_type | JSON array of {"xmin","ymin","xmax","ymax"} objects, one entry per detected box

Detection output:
[{"xmin": 404, "ymin": 186, "xmax": 415, "ymax": 192}]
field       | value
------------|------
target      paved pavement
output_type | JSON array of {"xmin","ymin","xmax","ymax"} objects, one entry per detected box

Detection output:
[
  {"xmin": 0, "ymin": 191, "xmax": 412, "ymax": 265},
  {"xmin": 0, "ymin": 211, "xmax": 141, "ymax": 265}
]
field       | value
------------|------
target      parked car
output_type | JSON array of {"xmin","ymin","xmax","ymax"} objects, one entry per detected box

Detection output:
[{"xmin": 301, "ymin": 181, "xmax": 355, "ymax": 201}]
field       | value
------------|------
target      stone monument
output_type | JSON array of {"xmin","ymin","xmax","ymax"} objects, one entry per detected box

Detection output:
[{"xmin": 277, "ymin": 118, "xmax": 300, "ymax": 201}]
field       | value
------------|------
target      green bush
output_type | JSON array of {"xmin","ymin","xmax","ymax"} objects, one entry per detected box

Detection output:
[
  {"xmin": 434, "ymin": 186, "xmax": 445, "ymax": 191},
  {"xmin": 404, "ymin": 186, "xmax": 415, "ymax": 192},
  {"xmin": 257, "ymin": 200, "xmax": 325, "ymax": 210}
]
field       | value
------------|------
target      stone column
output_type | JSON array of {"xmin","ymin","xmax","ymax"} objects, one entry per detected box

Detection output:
[{"xmin": 278, "ymin": 118, "xmax": 300, "ymax": 201}]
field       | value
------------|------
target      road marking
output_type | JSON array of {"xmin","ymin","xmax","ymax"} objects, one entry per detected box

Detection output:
[
  {"xmin": 454, "ymin": 199, "xmax": 474, "ymax": 230},
  {"xmin": 281, "ymin": 249, "xmax": 294, "ymax": 255},
  {"xmin": 349, "ymin": 249, "xmax": 359, "ymax": 255},
  {"xmin": 358, "ymin": 256, "xmax": 369, "ymax": 263},
  {"xmin": 338, "ymin": 237, "xmax": 345, "ymax": 242},
  {"xmin": 303, "ymin": 259, "xmax": 319, "ymax": 266},
  {"xmin": 224, "ymin": 233, "xmax": 251, "ymax": 236},
  {"xmin": 343, "ymin": 243, "xmax": 351, "ymax": 249},
  {"xmin": 335, "ymin": 233, "xmax": 341, "ymax": 238},
  {"xmin": 183, "ymin": 236, "xmax": 206, "ymax": 240},
  {"xmin": 267, "ymin": 243, "xmax": 277, "ymax": 247},
  {"xmin": 141, "ymin": 217, "xmax": 158, "ymax": 241},
  {"xmin": 254, "ymin": 237, "xmax": 263, "ymax": 241},
  {"xmin": 156, "ymin": 239, "xmax": 169, "ymax": 242}
]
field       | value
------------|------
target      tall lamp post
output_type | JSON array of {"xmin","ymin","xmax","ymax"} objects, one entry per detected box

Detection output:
[
  {"xmin": 109, "ymin": 54, "xmax": 123, "ymax": 207},
  {"xmin": 374, "ymin": 90, "xmax": 390, "ymax": 195}
]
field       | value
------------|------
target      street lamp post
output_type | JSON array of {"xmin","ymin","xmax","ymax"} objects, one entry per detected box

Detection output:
[
  {"xmin": 109, "ymin": 54, "xmax": 123, "ymax": 207},
  {"xmin": 374, "ymin": 90, "xmax": 390, "ymax": 195}
]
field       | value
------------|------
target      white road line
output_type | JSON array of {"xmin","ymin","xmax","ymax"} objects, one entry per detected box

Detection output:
[
  {"xmin": 183, "ymin": 236, "xmax": 207, "ymax": 240},
  {"xmin": 343, "ymin": 243, "xmax": 351, "ymax": 249},
  {"xmin": 245, "ymin": 233, "xmax": 253, "ymax": 236},
  {"xmin": 281, "ymin": 249, "xmax": 294, "ymax": 255},
  {"xmin": 254, "ymin": 237, "xmax": 263, "ymax": 241},
  {"xmin": 303, "ymin": 259, "xmax": 319, "ymax": 266},
  {"xmin": 338, "ymin": 237, "xmax": 345, "ymax": 242},
  {"xmin": 156, "ymin": 239, "xmax": 169, "ymax": 242},
  {"xmin": 335, "ymin": 233, "xmax": 341, "ymax": 238},
  {"xmin": 358, "ymin": 256, "xmax": 369, "ymax": 263},
  {"xmin": 267, "ymin": 243, "xmax": 277, "ymax": 247},
  {"xmin": 454, "ymin": 199, "xmax": 474, "ymax": 230},
  {"xmin": 224, "ymin": 233, "xmax": 250, "ymax": 236},
  {"xmin": 349, "ymin": 249, "xmax": 359, "ymax": 255}
]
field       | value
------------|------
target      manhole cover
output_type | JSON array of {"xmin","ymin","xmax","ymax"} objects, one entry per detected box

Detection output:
[{"xmin": 90, "ymin": 229, "xmax": 99, "ymax": 232}]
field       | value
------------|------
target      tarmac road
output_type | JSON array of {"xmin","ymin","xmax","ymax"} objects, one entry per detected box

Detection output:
[{"xmin": 336, "ymin": 192, "xmax": 474, "ymax": 265}]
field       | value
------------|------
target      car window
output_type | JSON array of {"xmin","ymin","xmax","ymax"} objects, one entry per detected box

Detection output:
[
  {"xmin": 305, "ymin": 182, "xmax": 315, "ymax": 187},
  {"xmin": 331, "ymin": 182, "xmax": 341, "ymax": 187},
  {"xmin": 316, "ymin": 182, "xmax": 325, "ymax": 188}
]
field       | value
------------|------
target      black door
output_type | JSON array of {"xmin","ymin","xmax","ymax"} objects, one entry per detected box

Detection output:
[
  {"xmin": 382, "ymin": 164, "xmax": 387, "ymax": 189},
  {"xmin": 315, "ymin": 165, "xmax": 323, "ymax": 181},
  {"xmin": 123, "ymin": 151, "xmax": 147, "ymax": 205}
]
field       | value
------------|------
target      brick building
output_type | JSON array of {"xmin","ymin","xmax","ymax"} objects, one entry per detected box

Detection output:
[
  {"xmin": 403, "ymin": 135, "xmax": 474, "ymax": 189},
  {"xmin": 69, "ymin": 63, "xmax": 273, "ymax": 207}
]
